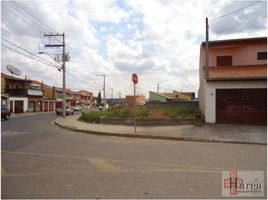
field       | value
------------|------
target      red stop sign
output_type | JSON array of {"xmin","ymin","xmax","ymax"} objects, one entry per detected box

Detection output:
[{"xmin": 132, "ymin": 73, "xmax": 138, "ymax": 84}]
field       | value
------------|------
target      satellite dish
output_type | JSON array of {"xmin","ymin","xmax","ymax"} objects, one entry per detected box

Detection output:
[{"xmin": 6, "ymin": 65, "xmax": 21, "ymax": 76}]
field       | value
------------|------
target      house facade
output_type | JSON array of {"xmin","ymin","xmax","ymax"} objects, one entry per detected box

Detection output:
[
  {"xmin": 2, "ymin": 72, "xmax": 95, "ymax": 113},
  {"xmin": 149, "ymin": 91, "xmax": 194, "ymax": 102},
  {"xmin": 125, "ymin": 95, "xmax": 146, "ymax": 106},
  {"xmin": 54, "ymin": 87, "xmax": 74, "ymax": 109},
  {"xmin": 2, "ymin": 73, "xmax": 32, "ymax": 113},
  {"xmin": 42, "ymin": 83, "xmax": 55, "ymax": 112},
  {"xmin": 199, "ymin": 37, "xmax": 267, "ymax": 125},
  {"xmin": 77, "ymin": 90, "xmax": 93, "ymax": 107}
]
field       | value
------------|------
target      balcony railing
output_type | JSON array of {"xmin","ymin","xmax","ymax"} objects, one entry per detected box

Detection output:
[
  {"xmin": 5, "ymin": 89, "xmax": 27, "ymax": 96},
  {"xmin": 27, "ymin": 89, "xmax": 43, "ymax": 96},
  {"xmin": 5, "ymin": 88, "xmax": 43, "ymax": 96}
]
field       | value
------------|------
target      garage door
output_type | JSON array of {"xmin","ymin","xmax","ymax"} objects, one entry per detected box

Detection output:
[
  {"xmin": 44, "ymin": 102, "xmax": 48, "ymax": 112},
  {"xmin": 216, "ymin": 89, "xmax": 267, "ymax": 125},
  {"xmin": 28, "ymin": 101, "xmax": 35, "ymax": 112},
  {"xmin": 14, "ymin": 101, "xmax": 24, "ymax": 113}
]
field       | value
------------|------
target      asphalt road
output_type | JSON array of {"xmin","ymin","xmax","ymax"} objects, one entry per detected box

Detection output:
[{"xmin": 1, "ymin": 112, "xmax": 267, "ymax": 199}]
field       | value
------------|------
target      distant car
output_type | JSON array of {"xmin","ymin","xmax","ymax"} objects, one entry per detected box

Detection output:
[
  {"xmin": 56, "ymin": 106, "xmax": 74, "ymax": 116},
  {"xmin": 1, "ymin": 107, "xmax": 11, "ymax": 120},
  {"xmin": 73, "ymin": 105, "xmax": 82, "ymax": 111}
]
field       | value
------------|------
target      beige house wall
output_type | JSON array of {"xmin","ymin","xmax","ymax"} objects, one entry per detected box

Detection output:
[
  {"xmin": 200, "ymin": 43, "xmax": 267, "ymax": 67},
  {"xmin": 198, "ymin": 40, "xmax": 267, "ymax": 123}
]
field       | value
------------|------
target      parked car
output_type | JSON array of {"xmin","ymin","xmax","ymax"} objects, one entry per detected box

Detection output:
[
  {"xmin": 56, "ymin": 106, "xmax": 74, "ymax": 116},
  {"xmin": 1, "ymin": 107, "xmax": 11, "ymax": 120},
  {"xmin": 73, "ymin": 105, "xmax": 82, "ymax": 111}
]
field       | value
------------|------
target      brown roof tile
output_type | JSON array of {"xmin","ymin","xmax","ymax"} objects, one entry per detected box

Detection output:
[{"xmin": 206, "ymin": 65, "xmax": 267, "ymax": 80}]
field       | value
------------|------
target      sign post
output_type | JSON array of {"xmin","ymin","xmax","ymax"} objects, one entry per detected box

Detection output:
[{"xmin": 132, "ymin": 73, "xmax": 138, "ymax": 133}]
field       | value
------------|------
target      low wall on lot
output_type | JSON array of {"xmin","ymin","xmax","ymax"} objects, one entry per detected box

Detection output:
[
  {"xmin": 145, "ymin": 101, "xmax": 199, "ymax": 109},
  {"xmin": 100, "ymin": 117, "xmax": 193, "ymax": 126}
]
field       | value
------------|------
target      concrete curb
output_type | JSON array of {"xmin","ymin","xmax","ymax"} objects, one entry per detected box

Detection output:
[{"xmin": 53, "ymin": 120, "xmax": 266, "ymax": 145}]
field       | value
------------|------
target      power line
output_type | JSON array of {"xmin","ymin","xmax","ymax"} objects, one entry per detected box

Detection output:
[
  {"xmin": 2, "ymin": 3, "xmax": 45, "ymax": 34},
  {"xmin": 1, "ymin": 43, "xmax": 60, "ymax": 69},
  {"xmin": 5, "ymin": 1, "xmax": 97, "ymax": 75},
  {"xmin": 12, "ymin": 1, "xmax": 55, "ymax": 33},
  {"xmin": 1, "ymin": 37, "xmax": 61, "ymax": 68},
  {"xmin": 1, "ymin": 22, "xmax": 42, "ymax": 49},
  {"xmin": 3, "ymin": 2, "xmax": 59, "ymax": 44},
  {"xmin": 66, "ymin": 71, "xmax": 95, "ymax": 89},
  {"xmin": 210, "ymin": 14, "xmax": 266, "ymax": 37},
  {"xmin": 210, "ymin": 1, "xmax": 262, "ymax": 22}
]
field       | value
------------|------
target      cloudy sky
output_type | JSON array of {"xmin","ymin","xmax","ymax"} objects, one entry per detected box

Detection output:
[{"xmin": 1, "ymin": 0, "xmax": 267, "ymax": 98}]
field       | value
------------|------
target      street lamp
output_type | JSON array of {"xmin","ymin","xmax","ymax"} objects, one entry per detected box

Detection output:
[{"xmin": 38, "ymin": 52, "xmax": 62, "ymax": 71}]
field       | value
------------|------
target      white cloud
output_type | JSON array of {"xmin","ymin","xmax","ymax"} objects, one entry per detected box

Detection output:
[{"xmin": 1, "ymin": 0, "xmax": 266, "ymax": 98}]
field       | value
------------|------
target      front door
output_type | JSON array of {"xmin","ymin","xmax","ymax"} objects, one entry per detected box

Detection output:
[
  {"xmin": 10, "ymin": 100, "xmax": 13, "ymax": 113},
  {"xmin": 14, "ymin": 101, "xmax": 24, "ymax": 113}
]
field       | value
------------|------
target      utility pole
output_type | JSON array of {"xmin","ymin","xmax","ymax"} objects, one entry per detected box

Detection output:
[
  {"xmin": 119, "ymin": 92, "xmax": 121, "ymax": 98},
  {"xmin": 44, "ymin": 33, "xmax": 68, "ymax": 117},
  {"xmin": 205, "ymin": 18, "xmax": 209, "ymax": 77},
  {"xmin": 157, "ymin": 83, "xmax": 160, "ymax": 93},
  {"xmin": 96, "ymin": 74, "xmax": 106, "ymax": 103}
]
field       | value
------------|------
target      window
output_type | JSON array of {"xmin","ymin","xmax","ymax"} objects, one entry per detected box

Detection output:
[
  {"xmin": 16, "ymin": 85, "xmax": 20, "ymax": 89},
  {"xmin": 257, "ymin": 52, "xmax": 267, "ymax": 60},
  {"xmin": 6, "ymin": 84, "xmax": 10, "ymax": 89},
  {"xmin": 217, "ymin": 56, "xmax": 232, "ymax": 66}
]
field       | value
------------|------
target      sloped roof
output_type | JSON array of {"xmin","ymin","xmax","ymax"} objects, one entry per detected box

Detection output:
[
  {"xmin": 201, "ymin": 37, "xmax": 267, "ymax": 48},
  {"xmin": 206, "ymin": 65, "xmax": 267, "ymax": 80},
  {"xmin": 1, "ymin": 72, "xmax": 30, "ymax": 81},
  {"xmin": 150, "ymin": 91, "xmax": 191, "ymax": 100}
]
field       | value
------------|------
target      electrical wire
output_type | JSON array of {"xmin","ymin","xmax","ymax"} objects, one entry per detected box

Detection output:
[
  {"xmin": 1, "ymin": 37, "xmax": 62, "ymax": 68},
  {"xmin": 12, "ymin": 1, "xmax": 55, "ymax": 33},
  {"xmin": 210, "ymin": 14, "xmax": 266, "ymax": 38},
  {"xmin": 1, "ymin": 22, "xmax": 42, "ymax": 49},
  {"xmin": 5, "ymin": 1, "xmax": 99, "ymax": 74},
  {"xmin": 210, "ymin": 1, "xmax": 262, "ymax": 22},
  {"xmin": 1, "ymin": 44, "xmax": 59, "ymax": 69}
]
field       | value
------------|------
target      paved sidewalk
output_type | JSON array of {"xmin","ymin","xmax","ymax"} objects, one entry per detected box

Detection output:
[
  {"xmin": 54, "ymin": 115, "xmax": 267, "ymax": 145},
  {"xmin": 11, "ymin": 111, "xmax": 54, "ymax": 118}
]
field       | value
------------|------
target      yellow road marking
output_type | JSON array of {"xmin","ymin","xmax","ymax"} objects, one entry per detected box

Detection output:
[
  {"xmin": 2, "ymin": 150, "xmax": 224, "ymax": 173},
  {"xmin": 106, "ymin": 158, "xmax": 224, "ymax": 171},
  {"xmin": 2, "ymin": 150, "xmax": 85, "ymax": 160},
  {"xmin": 3, "ymin": 167, "xmax": 221, "ymax": 177},
  {"xmin": 88, "ymin": 158, "xmax": 121, "ymax": 172}
]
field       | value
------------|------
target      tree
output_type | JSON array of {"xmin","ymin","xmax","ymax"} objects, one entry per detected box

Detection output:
[{"xmin": 97, "ymin": 91, "xmax": 102, "ymax": 105}]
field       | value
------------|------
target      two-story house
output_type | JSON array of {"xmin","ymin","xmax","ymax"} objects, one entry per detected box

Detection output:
[
  {"xmin": 2, "ymin": 73, "xmax": 43, "ymax": 113},
  {"xmin": 77, "ymin": 90, "xmax": 93, "ymax": 107},
  {"xmin": 54, "ymin": 87, "xmax": 74, "ymax": 109},
  {"xmin": 199, "ymin": 37, "xmax": 267, "ymax": 125},
  {"xmin": 42, "ymin": 83, "xmax": 56, "ymax": 112}
]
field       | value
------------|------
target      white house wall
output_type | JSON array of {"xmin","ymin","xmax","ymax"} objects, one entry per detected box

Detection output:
[
  {"xmin": 9, "ymin": 97, "xmax": 28, "ymax": 112},
  {"xmin": 205, "ymin": 81, "xmax": 267, "ymax": 123}
]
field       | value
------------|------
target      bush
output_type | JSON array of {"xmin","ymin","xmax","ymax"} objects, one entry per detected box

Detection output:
[
  {"xmin": 78, "ymin": 105, "xmax": 201, "ymax": 123},
  {"xmin": 79, "ymin": 111, "xmax": 106, "ymax": 123}
]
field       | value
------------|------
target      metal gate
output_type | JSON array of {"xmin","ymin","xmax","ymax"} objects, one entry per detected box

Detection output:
[
  {"xmin": 216, "ymin": 89, "xmax": 267, "ymax": 125},
  {"xmin": 14, "ymin": 101, "xmax": 24, "ymax": 113}
]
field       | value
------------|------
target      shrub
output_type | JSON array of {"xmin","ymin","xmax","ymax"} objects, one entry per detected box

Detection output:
[
  {"xmin": 78, "ymin": 105, "xmax": 201, "ymax": 123},
  {"xmin": 79, "ymin": 111, "xmax": 106, "ymax": 123}
]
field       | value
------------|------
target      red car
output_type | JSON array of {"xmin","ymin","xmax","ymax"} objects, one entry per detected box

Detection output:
[{"xmin": 1, "ymin": 107, "xmax": 11, "ymax": 120}]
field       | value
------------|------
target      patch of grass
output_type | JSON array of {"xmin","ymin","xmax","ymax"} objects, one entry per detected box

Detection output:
[
  {"xmin": 79, "ymin": 106, "xmax": 201, "ymax": 123},
  {"xmin": 79, "ymin": 111, "xmax": 107, "ymax": 123}
]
